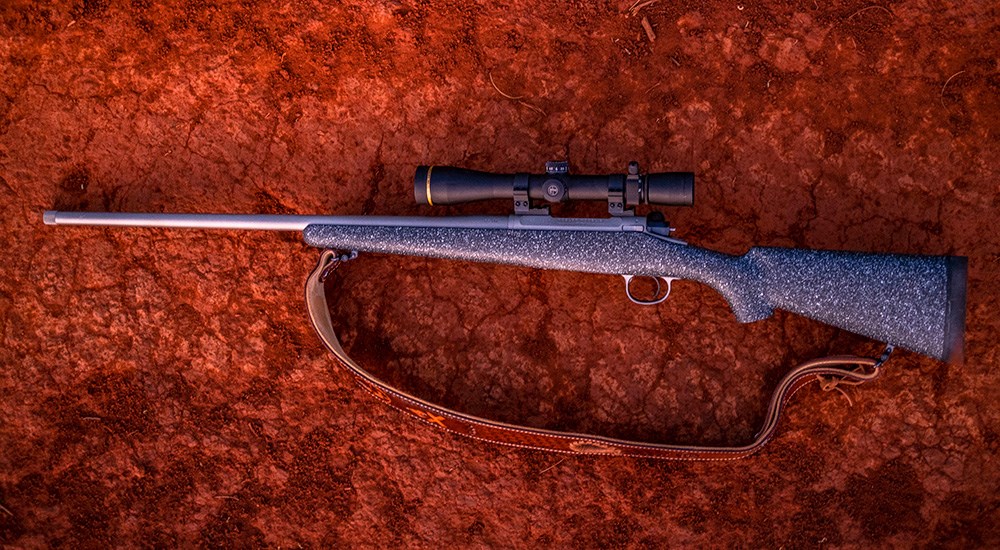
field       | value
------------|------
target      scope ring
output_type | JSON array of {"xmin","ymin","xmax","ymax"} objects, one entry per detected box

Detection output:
[{"xmin": 622, "ymin": 275, "xmax": 677, "ymax": 305}]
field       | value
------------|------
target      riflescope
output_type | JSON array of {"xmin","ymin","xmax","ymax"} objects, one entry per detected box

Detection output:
[{"xmin": 414, "ymin": 161, "xmax": 694, "ymax": 214}]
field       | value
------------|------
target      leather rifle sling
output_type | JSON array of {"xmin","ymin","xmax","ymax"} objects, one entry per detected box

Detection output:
[{"xmin": 305, "ymin": 250, "xmax": 889, "ymax": 460}]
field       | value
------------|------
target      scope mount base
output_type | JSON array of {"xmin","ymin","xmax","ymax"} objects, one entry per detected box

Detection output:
[
  {"xmin": 513, "ymin": 160, "xmax": 652, "ymax": 216},
  {"xmin": 513, "ymin": 172, "xmax": 549, "ymax": 215}
]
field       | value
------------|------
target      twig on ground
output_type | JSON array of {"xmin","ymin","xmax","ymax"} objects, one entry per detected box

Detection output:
[
  {"xmin": 848, "ymin": 5, "xmax": 894, "ymax": 19},
  {"xmin": 0, "ymin": 503, "xmax": 12, "ymax": 517},
  {"xmin": 517, "ymin": 100, "xmax": 546, "ymax": 115},
  {"xmin": 641, "ymin": 17, "xmax": 657, "ymax": 43},
  {"xmin": 940, "ymin": 70, "xmax": 966, "ymax": 107},
  {"xmin": 488, "ymin": 72, "xmax": 523, "ymax": 100},
  {"xmin": 628, "ymin": 0, "xmax": 659, "ymax": 17},
  {"xmin": 538, "ymin": 458, "xmax": 565, "ymax": 474},
  {"xmin": 489, "ymin": 71, "xmax": 544, "ymax": 114}
]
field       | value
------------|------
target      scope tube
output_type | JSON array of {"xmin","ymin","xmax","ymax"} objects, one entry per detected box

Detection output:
[{"xmin": 414, "ymin": 166, "xmax": 694, "ymax": 207}]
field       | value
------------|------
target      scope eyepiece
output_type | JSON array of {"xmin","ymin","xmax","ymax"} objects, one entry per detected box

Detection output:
[
  {"xmin": 414, "ymin": 162, "xmax": 694, "ymax": 214},
  {"xmin": 645, "ymin": 172, "xmax": 695, "ymax": 206}
]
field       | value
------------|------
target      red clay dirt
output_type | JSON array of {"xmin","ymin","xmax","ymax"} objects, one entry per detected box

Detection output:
[{"xmin": 1, "ymin": 0, "xmax": 998, "ymax": 546}]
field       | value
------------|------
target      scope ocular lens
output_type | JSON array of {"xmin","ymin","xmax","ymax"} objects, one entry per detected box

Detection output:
[{"xmin": 645, "ymin": 172, "xmax": 694, "ymax": 206}]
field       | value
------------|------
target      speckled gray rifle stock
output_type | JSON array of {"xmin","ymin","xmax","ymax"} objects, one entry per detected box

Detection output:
[{"xmin": 303, "ymin": 224, "xmax": 966, "ymax": 362}]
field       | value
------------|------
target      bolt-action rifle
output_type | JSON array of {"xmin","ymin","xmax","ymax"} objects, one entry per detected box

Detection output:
[{"xmin": 44, "ymin": 161, "xmax": 968, "ymax": 459}]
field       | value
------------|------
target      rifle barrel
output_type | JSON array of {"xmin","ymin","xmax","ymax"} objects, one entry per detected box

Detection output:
[
  {"xmin": 42, "ymin": 211, "xmax": 513, "ymax": 231},
  {"xmin": 43, "ymin": 211, "xmax": 652, "ymax": 233}
]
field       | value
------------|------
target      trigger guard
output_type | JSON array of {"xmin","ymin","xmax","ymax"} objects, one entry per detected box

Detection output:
[{"xmin": 623, "ymin": 275, "xmax": 677, "ymax": 305}]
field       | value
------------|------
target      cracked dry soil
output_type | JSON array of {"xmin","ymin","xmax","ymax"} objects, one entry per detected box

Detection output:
[{"xmin": 1, "ymin": 0, "xmax": 998, "ymax": 547}]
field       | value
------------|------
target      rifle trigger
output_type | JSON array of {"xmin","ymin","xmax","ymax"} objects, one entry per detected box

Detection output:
[{"xmin": 622, "ymin": 275, "xmax": 677, "ymax": 305}]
